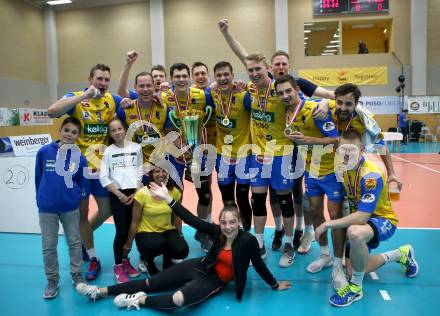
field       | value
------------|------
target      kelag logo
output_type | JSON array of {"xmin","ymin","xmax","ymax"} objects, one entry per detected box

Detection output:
[
  {"xmin": 251, "ymin": 109, "xmax": 274, "ymax": 123},
  {"xmin": 84, "ymin": 124, "xmax": 107, "ymax": 135}
]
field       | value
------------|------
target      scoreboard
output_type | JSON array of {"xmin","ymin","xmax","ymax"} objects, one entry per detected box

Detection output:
[{"xmin": 313, "ymin": 0, "xmax": 389, "ymax": 16}]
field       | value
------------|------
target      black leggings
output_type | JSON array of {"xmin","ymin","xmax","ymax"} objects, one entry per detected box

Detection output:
[
  {"xmin": 135, "ymin": 229, "xmax": 189, "ymax": 266},
  {"xmin": 107, "ymin": 258, "xmax": 225, "ymax": 310},
  {"xmin": 219, "ymin": 182, "xmax": 252, "ymax": 231},
  {"xmin": 109, "ymin": 189, "xmax": 135, "ymax": 264}
]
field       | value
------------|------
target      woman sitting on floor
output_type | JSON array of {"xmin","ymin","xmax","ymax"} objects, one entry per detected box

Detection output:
[{"xmin": 77, "ymin": 181, "xmax": 291, "ymax": 310}]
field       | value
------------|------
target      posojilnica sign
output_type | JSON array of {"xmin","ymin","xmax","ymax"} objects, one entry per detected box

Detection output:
[{"xmin": 298, "ymin": 66, "xmax": 388, "ymax": 86}]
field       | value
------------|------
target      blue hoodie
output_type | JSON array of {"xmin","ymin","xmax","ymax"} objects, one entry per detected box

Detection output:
[{"xmin": 35, "ymin": 141, "xmax": 89, "ymax": 213}]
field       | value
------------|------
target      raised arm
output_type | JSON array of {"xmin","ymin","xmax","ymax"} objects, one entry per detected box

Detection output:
[
  {"xmin": 149, "ymin": 182, "xmax": 219, "ymax": 237},
  {"xmin": 117, "ymin": 50, "xmax": 138, "ymax": 98},
  {"xmin": 218, "ymin": 19, "xmax": 249, "ymax": 66},
  {"xmin": 47, "ymin": 86, "xmax": 95, "ymax": 118}
]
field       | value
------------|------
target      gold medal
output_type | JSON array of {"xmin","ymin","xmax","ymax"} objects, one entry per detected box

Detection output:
[{"xmin": 222, "ymin": 116, "xmax": 230, "ymax": 126}]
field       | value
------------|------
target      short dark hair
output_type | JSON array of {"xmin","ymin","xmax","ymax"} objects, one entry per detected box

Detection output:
[
  {"xmin": 60, "ymin": 117, "xmax": 82, "ymax": 132},
  {"xmin": 191, "ymin": 61, "xmax": 208, "ymax": 74},
  {"xmin": 274, "ymin": 74, "xmax": 299, "ymax": 90},
  {"xmin": 151, "ymin": 64, "xmax": 166, "ymax": 75},
  {"xmin": 335, "ymin": 83, "xmax": 362, "ymax": 104},
  {"xmin": 341, "ymin": 128, "xmax": 363, "ymax": 142},
  {"xmin": 169, "ymin": 63, "xmax": 190, "ymax": 78},
  {"xmin": 271, "ymin": 50, "xmax": 290, "ymax": 63},
  {"xmin": 213, "ymin": 61, "xmax": 233, "ymax": 74},
  {"xmin": 134, "ymin": 71, "xmax": 153, "ymax": 85},
  {"xmin": 89, "ymin": 64, "xmax": 111, "ymax": 78}
]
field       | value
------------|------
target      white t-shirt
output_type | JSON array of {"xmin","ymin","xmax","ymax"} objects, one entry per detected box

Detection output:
[{"xmin": 100, "ymin": 141, "xmax": 143, "ymax": 190}]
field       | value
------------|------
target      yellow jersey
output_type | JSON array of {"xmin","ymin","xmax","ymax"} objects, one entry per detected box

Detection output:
[
  {"xmin": 211, "ymin": 89, "xmax": 253, "ymax": 158},
  {"xmin": 67, "ymin": 91, "xmax": 120, "ymax": 170},
  {"xmin": 343, "ymin": 157, "xmax": 398, "ymax": 226},
  {"xmin": 290, "ymin": 100, "xmax": 338, "ymax": 177},
  {"xmin": 247, "ymin": 81, "xmax": 292, "ymax": 156},
  {"xmin": 161, "ymin": 87, "xmax": 215, "ymax": 145},
  {"xmin": 116, "ymin": 100, "xmax": 168, "ymax": 163}
]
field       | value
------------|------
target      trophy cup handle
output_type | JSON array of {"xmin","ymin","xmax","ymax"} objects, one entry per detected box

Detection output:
[
  {"xmin": 202, "ymin": 105, "xmax": 213, "ymax": 127},
  {"xmin": 169, "ymin": 109, "xmax": 182, "ymax": 133}
]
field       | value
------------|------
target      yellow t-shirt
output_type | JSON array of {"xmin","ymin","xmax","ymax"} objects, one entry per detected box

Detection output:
[
  {"xmin": 68, "ymin": 91, "xmax": 117, "ymax": 169},
  {"xmin": 211, "ymin": 89, "xmax": 253, "ymax": 157},
  {"xmin": 121, "ymin": 100, "xmax": 168, "ymax": 163},
  {"xmin": 290, "ymin": 100, "xmax": 338, "ymax": 177},
  {"xmin": 134, "ymin": 186, "xmax": 182, "ymax": 233},
  {"xmin": 247, "ymin": 81, "xmax": 292, "ymax": 156},
  {"xmin": 343, "ymin": 157, "xmax": 398, "ymax": 226}
]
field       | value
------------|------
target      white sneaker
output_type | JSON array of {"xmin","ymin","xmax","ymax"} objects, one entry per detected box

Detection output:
[
  {"xmin": 138, "ymin": 260, "xmax": 148, "ymax": 273},
  {"xmin": 279, "ymin": 243, "xmax": 295, "ymax": 268},
  {"xmin": 298, "ymin": 232, "xmax": 315, "ymax": 254},
  {"xmin": 114, "ymin": 292, "xmax": 147, "ymax": 310},
  {"xmin": 306, "ymin": 254, "xmax": 333, "ymax": 273},
  {"xmin": 76, "ymin": 283, "xmax": 100, "ymax": 301},
  {"xmin": 171, "ymin": 259, "xmax": 183, "ymax": 264},
  {"xmin": 332, "ymin": 266, "xmax": 349, "ymax": 290}
]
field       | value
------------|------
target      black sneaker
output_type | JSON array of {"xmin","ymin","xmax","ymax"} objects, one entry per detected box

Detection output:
[
  {"xmin": 260, "ymin": 245, "xmax": 267, "ymax": 259},
  {"xmin": 293, "ymin": 230, "xmax": 303, "ymax": 250},
  {"xmin": 272, "ymin": 227, "xmax": 285, "ymax": 251}
]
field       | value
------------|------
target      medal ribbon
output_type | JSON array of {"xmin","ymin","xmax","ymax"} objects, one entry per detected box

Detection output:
[
  {"xmin": 135, "ymin": 99, "xmax": 155, "ymax": 134},
  {"xmin": 173, "ymin": 88, "xmax": 191, "ymax": 113},
  {"xmin": 286, "ymin": 99, "xmax": 304, "ymax": 128},
  {"xmin": 254, "ymin": 80, "xmax": 272, "ymax": 113},
  {"xmin": 219, "ymin": 89, "xmax": 234, "ymax": 119}
]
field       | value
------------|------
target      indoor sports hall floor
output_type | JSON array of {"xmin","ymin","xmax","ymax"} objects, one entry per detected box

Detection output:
[{"xmin": 1, "ymin": 142, "xmax": 439, "ymax": 316}]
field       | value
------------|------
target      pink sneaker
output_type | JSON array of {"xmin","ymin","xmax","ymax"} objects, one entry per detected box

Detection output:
[
  {"xmin": 114, "ymin": 264, "xmax": 129, "ymax": 283},
  {"xmin": 122, "ymin": 258, "xmax": 141, "ymax": 278}
]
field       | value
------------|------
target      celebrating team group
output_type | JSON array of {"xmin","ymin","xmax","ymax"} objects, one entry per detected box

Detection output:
[{"xmin": 36, "ymin": 19, "xmax": 419, "ymax": 310}]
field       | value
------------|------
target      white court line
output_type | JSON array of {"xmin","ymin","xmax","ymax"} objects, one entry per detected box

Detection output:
[
  {"xmin": 391, "ymin": 155, "xmax": 440, "ymax": 175},
  {"xmin": 380, "ymin": 290, "xmax": 391, "ymax": 301},
  {"xmin": 398, "ymin": 227, "xmax": 440, "ymax": 230},
  {"xmin": 370, "ymin": 272, "xmax": 379, "ymax": 280}
]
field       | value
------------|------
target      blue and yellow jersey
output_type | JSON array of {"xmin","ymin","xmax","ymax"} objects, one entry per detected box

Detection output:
[
  {"xmin": 116, "ymin": 100, "xmax": 170, "ymax": 163},
  {"xmin": 161, "ymin": 87, "xmax": 215, "ymax": 145},
  {"xmin": 66, "ymin": 91, "xmax": 121, "ymax": 169},
  {"xmin": 343, "ymin": 157, "xmax": 398, "ymax": 226},
  {"xmin": 290, "ymin": 100, "xmax": 338, "ymax": 177},
  {"xmin": 211, "ymin": 89, "xmax": 253, "ymax": 158},
  {"xmin": 246, "ymin": 81, "xmax": 291, "ymax": 156}
]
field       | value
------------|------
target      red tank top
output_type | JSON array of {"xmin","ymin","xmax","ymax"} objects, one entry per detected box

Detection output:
[{"xmin": 214, "ymin": 249, "xmax": 234, "ymax": 283}]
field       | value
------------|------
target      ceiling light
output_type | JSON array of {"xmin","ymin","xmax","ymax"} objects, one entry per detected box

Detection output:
[
  {"xmin": 352, "ymin": 24, "xmax": 374, "ymax": 29},
  {"xmin": 330, "ymin": 40, "xmax": 340, "ymax": 43},
  {"xmin": 304, "ymin": 30, "xmax": 311, "ymax": 33},
  {"xmin": 47, "ymin": 0, "xmax": 72, "ymax": 5}
]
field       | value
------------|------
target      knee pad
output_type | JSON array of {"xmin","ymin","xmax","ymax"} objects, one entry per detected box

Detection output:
[
  {"xmin": 277, "ymin": 193, "xmax": 294, "ymax": 218},
  {"xmin": 195, "ymin": 180, "xmax": 211, "ymax": 206},
  {"xmin": 219, "ymin": 182, "xmax": 235, "ymax": 204},
  {"xmin": 251, "ymin": 192, "xmax": 267, "ymax": 216}
]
